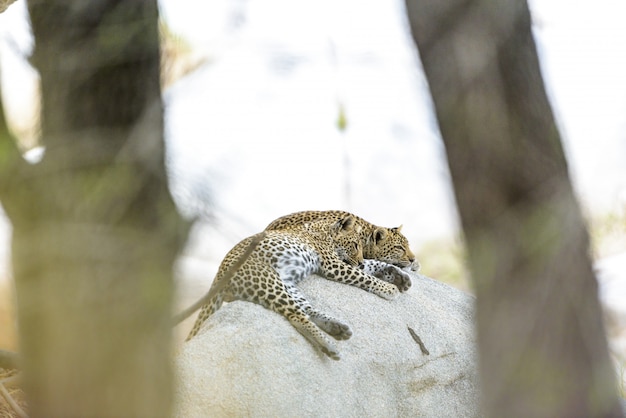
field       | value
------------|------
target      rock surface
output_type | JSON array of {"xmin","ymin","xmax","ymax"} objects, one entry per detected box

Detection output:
[{"xmin": 174, "ymin": 273, "xmax": 479, "ymax": 417}]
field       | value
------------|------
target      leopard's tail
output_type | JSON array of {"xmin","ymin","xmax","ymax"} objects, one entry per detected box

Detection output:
[
  {"xmin": 184, "ymin": 294, "xmax": 224, "ymax": 341},
  {"xmin": 173, "ymin": 230, "xmax": 267, "ymax": 333},
  {"xmin": 172, "ymin": 281, "xmax": 220, "ymax": 326}
]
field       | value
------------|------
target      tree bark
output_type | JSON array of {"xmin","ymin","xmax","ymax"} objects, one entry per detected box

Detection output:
[
  {"xmin": 0, "ymin": 1, "xmax": 189, "ymax": 416},
  {"xmin": 405, "ymin": 0, "xmax": 623, "ymax": 417}
]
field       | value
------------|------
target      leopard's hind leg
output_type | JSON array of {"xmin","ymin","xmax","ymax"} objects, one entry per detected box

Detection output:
[
  {"xmin": 282, "ymin": 307, "xmax": 343, "ymax": 360},
  {"xmin": 307, "ymin": 309, "xmax": 352, "ymax": 341},
  {"xmin": 283, "ymin": 282, "xmax": 352, "ymax": 341},
  {"xmin": 263, "ymin": 271, "xmax": 344, "ymax": 360}
]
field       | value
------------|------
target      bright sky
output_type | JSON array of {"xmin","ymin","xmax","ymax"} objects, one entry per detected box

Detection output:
[
  {"xmin": 158, "ymin": 0, "xmax": 626, "ymax": 213},
  {"xmin": 529, "ymin": 0, "xmax": 626, "ymax": 210}
]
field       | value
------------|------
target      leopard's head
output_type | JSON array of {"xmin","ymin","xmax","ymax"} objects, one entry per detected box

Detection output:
[
  {"xmin": 327, "ymin": 214, "xmax": 364, "ymax": 267},
  {"xmin": 366, "ymin": 225, "xmax": 417, "ymax": 269}
]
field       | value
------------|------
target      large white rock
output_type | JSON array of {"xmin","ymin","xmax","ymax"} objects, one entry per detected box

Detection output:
[{"xmin": 174, "ymin": 273, "xmax": 479, "ymax": 417}]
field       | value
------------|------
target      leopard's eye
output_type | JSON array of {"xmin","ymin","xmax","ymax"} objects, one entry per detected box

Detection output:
[{"xmin": 394, "ymin": 245, "xmax": 405, "ymax": 254}]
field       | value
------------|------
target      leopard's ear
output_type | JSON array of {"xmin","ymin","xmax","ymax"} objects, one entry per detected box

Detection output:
[
  {"xmin": 391, "ymin": 225, "xmax": 403, "ymax": 233},
  {"xmin": 338, "ymin": 214, "xmax": 356, "ymax": 232},
  {"xmin": 373, "ymin": 227, "xmax": 388, "ymax": 245}
]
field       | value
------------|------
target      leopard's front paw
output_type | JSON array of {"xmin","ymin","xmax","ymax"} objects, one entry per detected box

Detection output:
[
  {"xmin": 377, "ymin": 265, "xmax": 412, "ymax": 292},
  {"xmin": 377, "ymin": 283, "xmax": 400, "ymax": 300}
]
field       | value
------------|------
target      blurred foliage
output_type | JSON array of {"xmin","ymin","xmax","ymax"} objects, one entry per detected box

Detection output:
[
  {"xmin": 416, "ymin": 236, "xmax": 470, "ymax": 292},
  {"xmin": 416, "ymin": 205, "xmax": 626, "ymax": 294},
  {"xmin": 0, "ymin": 19, "xmax": 204, "ymax": 158},
  {"xmin": 336, "ymin": 103, "xmax": 348, "ymax": 132},
  {"xmin": 588, "ymin": 205, "xmax": 626, "ymax": 259},
  {"xmin": 159, "ymin": 19, "xmax": 207, "ymax": 89},
  {"xmin": 0, "ymin": 0, "xmax": 17, "ymax": 14}
]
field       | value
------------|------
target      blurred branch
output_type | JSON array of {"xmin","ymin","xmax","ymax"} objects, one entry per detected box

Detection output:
[{"xmin": 0, "ymin": 0, "xmax": 17, "ymax": 14}]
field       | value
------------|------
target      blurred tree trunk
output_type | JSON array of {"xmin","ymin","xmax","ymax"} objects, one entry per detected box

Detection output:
[
  {"xmin": 405, "ymin": 0, "xmax": 623, "ymax": 417},
  {"xmin": 0, "ymin": 1, "xmax": 188, "ymax": 416}
]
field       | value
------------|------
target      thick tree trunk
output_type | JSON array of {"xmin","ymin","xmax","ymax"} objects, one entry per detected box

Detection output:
[
  {"xmin": 405, "ymin": 0, "xmax": 623, "ymax": 417},
  {"xmin": 0, "ymin": 1, "xmax": 188, "ymax": 416}
]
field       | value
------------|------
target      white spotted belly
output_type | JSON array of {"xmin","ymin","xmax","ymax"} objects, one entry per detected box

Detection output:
[{"xmin": 273, "ymin": 246, "xmax": 320, "ymax": 284}]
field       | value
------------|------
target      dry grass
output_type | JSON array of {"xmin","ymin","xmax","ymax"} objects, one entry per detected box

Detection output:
[
  {"xmin": 0, "ymin": 278, "xmax": 22, "ymax": 418},
  {"xmin": 0, "ymin": 369, "xmax": 25, "ymax": 418}
]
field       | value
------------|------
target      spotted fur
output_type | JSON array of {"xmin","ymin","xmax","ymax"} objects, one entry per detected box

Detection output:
[
  {"xmin": 266, "ymin": 210, "xmax": 419, "ymax": 272},
  {"xmin": 186, "ymin": 214, "xmax": 411, "ymax": 360}
]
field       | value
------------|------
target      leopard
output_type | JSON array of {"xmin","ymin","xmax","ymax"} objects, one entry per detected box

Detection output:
[
  {"xmin": 185, "ymin": 214, "xmax": 412, "ymax": 360},
  {"xmin": 266, "ymin": 210, "xmax": 420, "ymax": 286}
]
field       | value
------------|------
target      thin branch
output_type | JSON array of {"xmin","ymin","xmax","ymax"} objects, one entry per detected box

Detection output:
[
  {"xmin": 408, "ymin": 326, "xmax": 430, "ymax": 355},
  {"xmin": 172, "ymin": 231, "xmax": 267, "ymax": 325},
  {"xmin": 0, "ymin": 0, "xmax": 18, "ymax": 14}
]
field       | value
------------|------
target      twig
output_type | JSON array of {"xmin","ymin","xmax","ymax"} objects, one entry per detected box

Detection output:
[
  {"xmin": 172, "ymin": 231, "xmax": 267, "ymax": 325},
  {"xmin": 408, "ymin": 326, "xmax": 430, "ymax": 355}
]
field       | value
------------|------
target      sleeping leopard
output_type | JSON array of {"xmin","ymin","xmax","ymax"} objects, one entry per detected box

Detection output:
[
  {"xmin": 185, "ymin": 214, "xmax": 412, "ymax": 360},
  {"xmin": 266, "ymin": 210, "xmax": 420, "ymax": 286}
]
